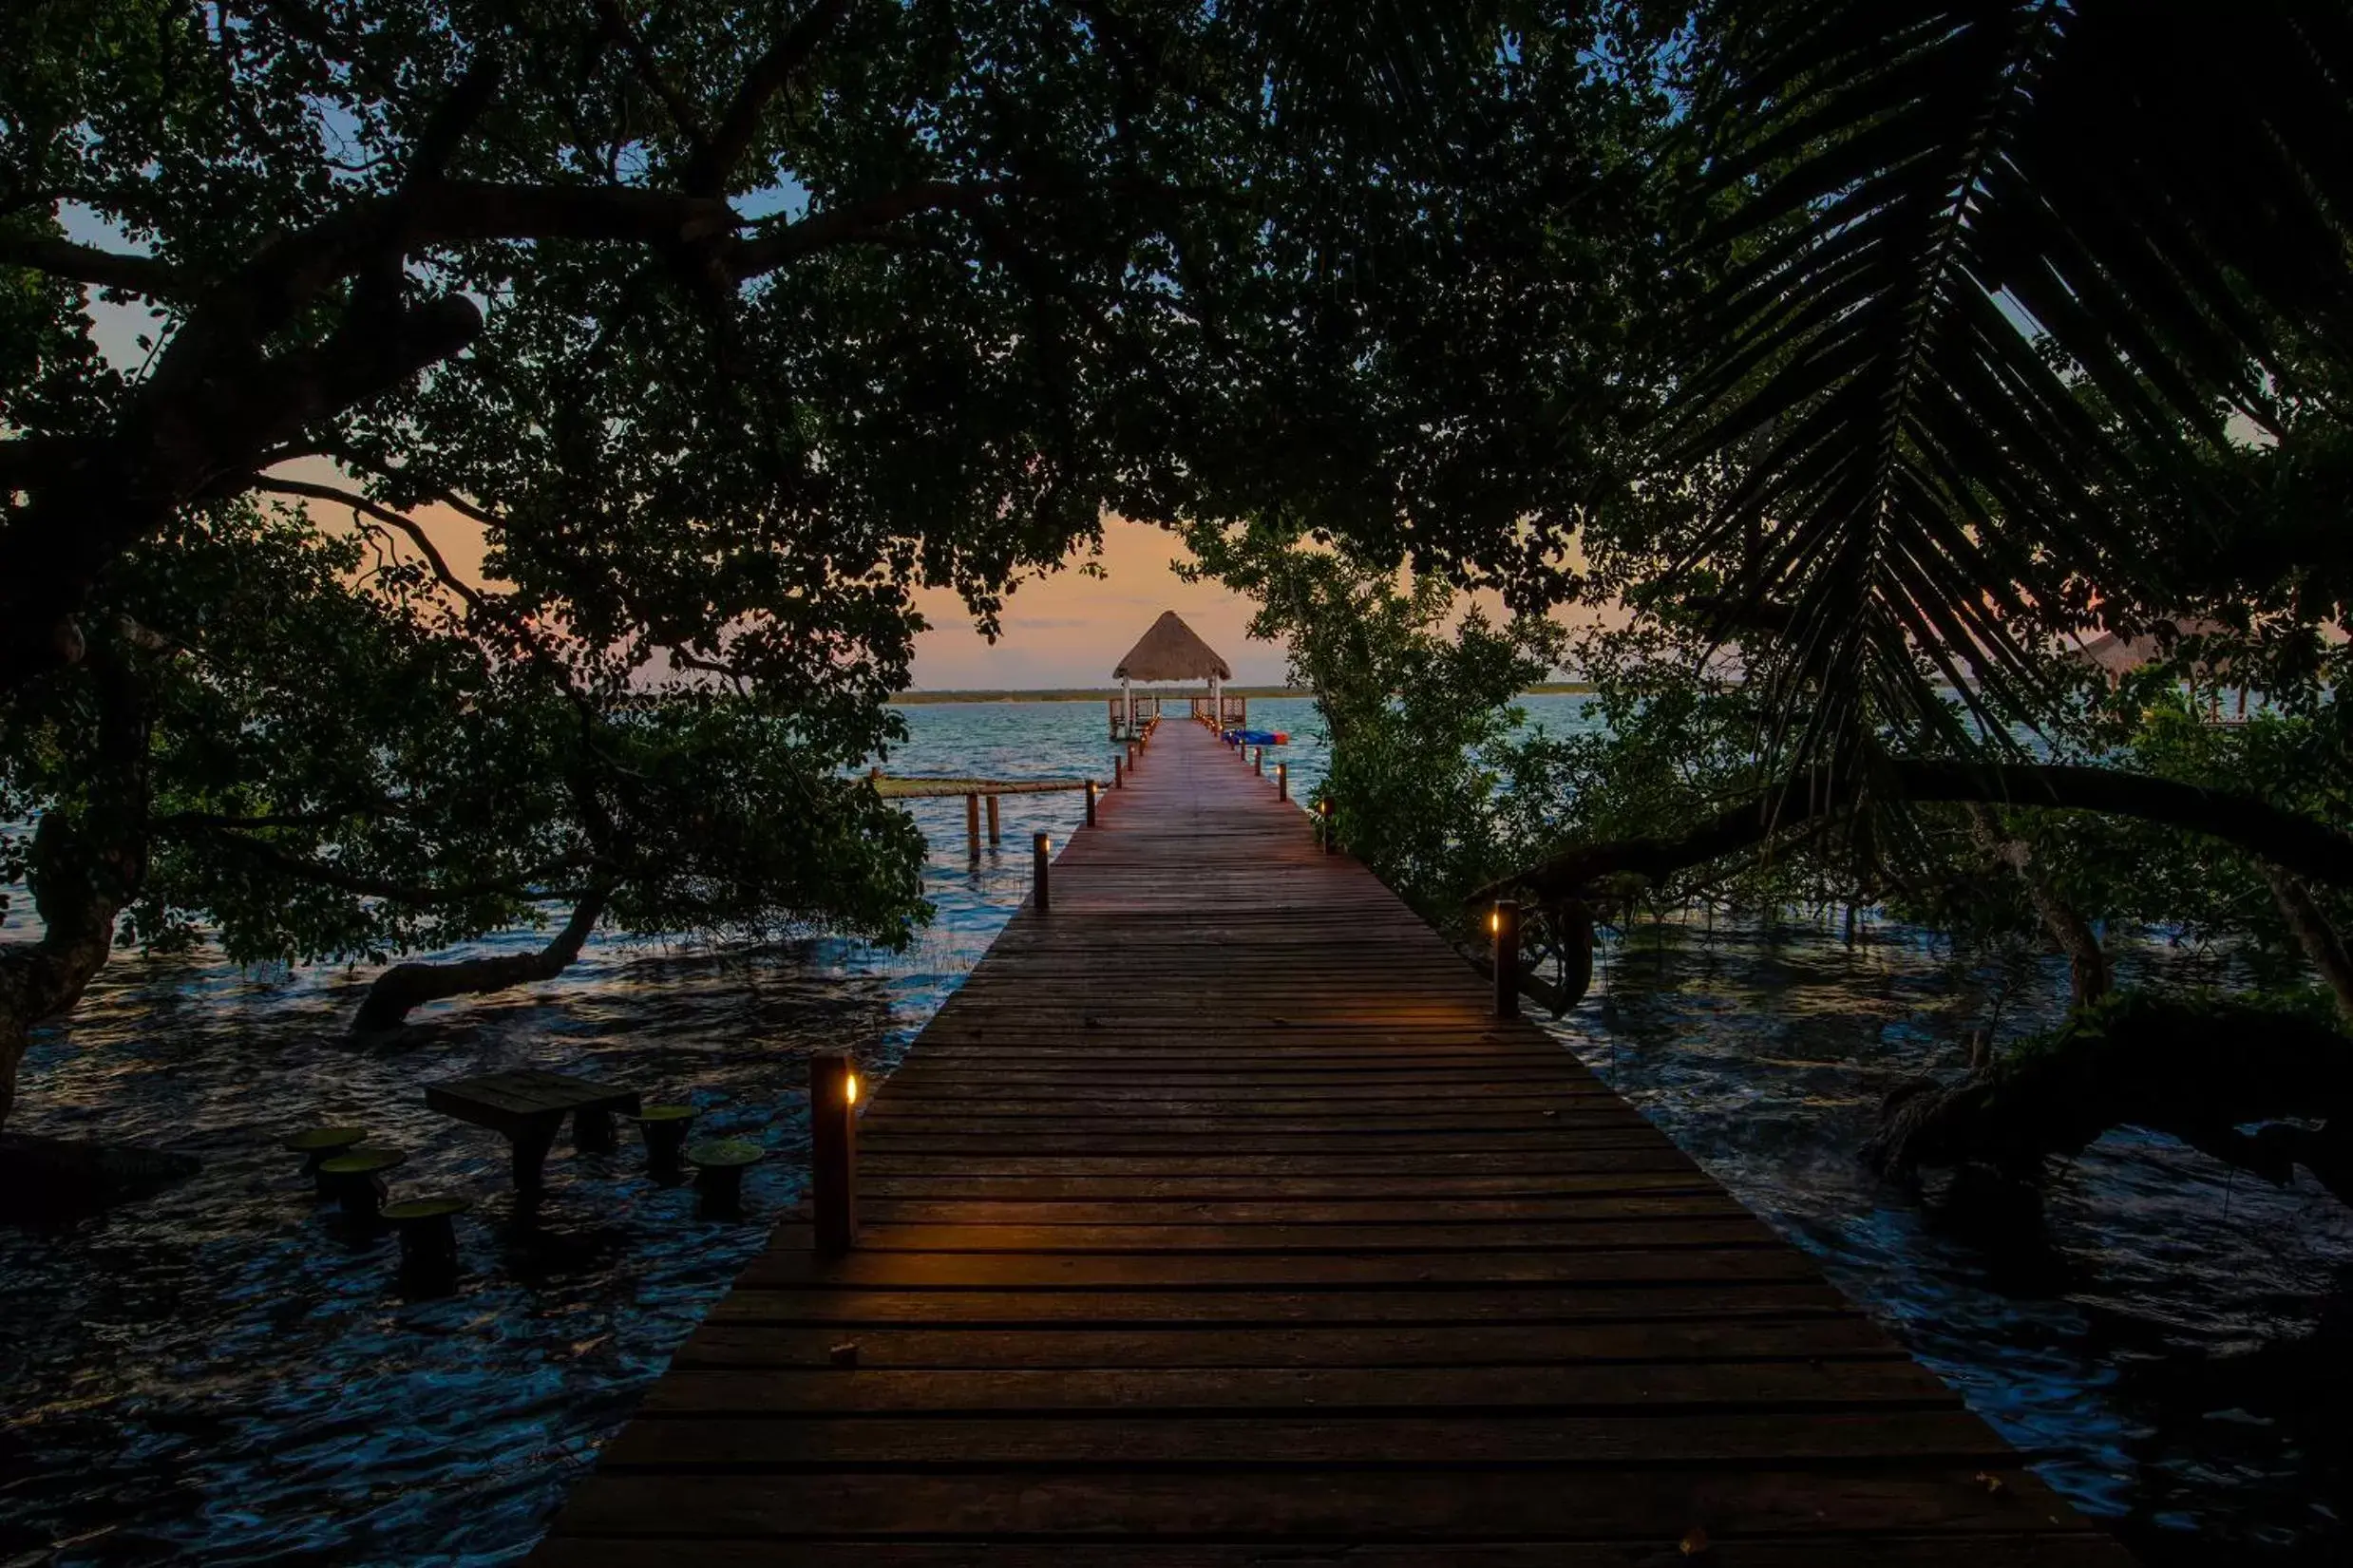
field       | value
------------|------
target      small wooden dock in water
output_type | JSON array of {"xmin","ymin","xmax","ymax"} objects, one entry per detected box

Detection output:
[{"xmin": 531, "ymin": 717, "xmax": 2132, "ymax": 1566}]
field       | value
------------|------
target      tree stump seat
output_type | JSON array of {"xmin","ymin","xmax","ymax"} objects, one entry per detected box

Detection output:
[
  {"xmin": 283, "ymin": 1126, "xmax": 368, "ymax": 1191},
  {"xmin": 684, "ymin": 1137, "xmax": 765, "ymax": 1217},
  {"xmin": 317, "ymin": 1146, "xmax": 406, "ymax": 1222},
  {"xmin": 383, "ymin": 1195, "xmax": 470, "ymax": 1274},
  {"xmin": 626, "ymin": 1105, "xmax": 698, "ymax": 1175}
]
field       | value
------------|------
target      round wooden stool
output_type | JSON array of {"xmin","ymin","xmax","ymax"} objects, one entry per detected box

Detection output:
[
  {"xmin": 383, "ymin": 1195, "xmax": 471, "ymax": 1274},
  {"xmin": 628, "ymin": 1105, "xmax": 698, "ymax": 1176},
  {"xmin": 284, "ymin": 1126, "xmax": 367, "ymax": 1194},
  {"xmin": 684, "ymin": 1138, "xmax": 765, "ymax": 1218},
  {"xmin": 317, "ymin": 1147, "xmax": 406, "ymax": 1224}
]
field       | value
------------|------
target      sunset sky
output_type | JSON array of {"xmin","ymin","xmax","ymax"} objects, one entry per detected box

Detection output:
[
  {"xmin": 907, "ymin": 518, "xmax": 1290, "ymax": 690},
  {"xmin": 300, "ymin": 472, "xmax": 1296, "ymax": 690}
]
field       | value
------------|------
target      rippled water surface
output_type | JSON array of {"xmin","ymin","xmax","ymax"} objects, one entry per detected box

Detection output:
[{"xmin": 5, "ymin": 694, "xmax": 2349, "ymax": 1565}]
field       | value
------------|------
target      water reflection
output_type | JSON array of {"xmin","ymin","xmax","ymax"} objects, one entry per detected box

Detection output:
[{"xmin": 1553, "ymin": 910, "xmax": 2353, "ymax": 1565}]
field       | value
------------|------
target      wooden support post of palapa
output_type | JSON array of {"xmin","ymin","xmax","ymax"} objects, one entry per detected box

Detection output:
[
  {"xmin": 808, "ymin": 1053, "xmax": 859, "ymax": 1255},
  {"xmin": 1085, "ymin": 779, "xmax": 1098, "ymax": 827},
  {"xmin": 964, "ymin": 793, "xmax": 980, "ymax": 860},
  {"xmin": 986, "ymin": 793, "xmax": 1000, "ymax": 846},
  {"xmin": 1277, "ymin": 761, "xmax": 1288, "ymax": 802},
  {"xmin": 1033, "ymin": 831, "xmax": 1053, "ymax": 913},
  {"xmin": 1491, "ymin": 898, "xmax": 1522, "ymax": 1019}
]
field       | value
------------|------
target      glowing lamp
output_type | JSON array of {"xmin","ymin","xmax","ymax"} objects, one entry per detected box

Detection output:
[
  {"xmin": 807, "ymin": 1053, "xmax": 860, "ymax": 1254},
  {"xmin": 1490, "ymin": 898, "xmax": 1522, "ymax": 1019}
]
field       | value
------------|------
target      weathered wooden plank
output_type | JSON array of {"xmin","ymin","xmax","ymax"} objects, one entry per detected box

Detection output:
[
  {"xmin": 732, "ymin": 1243, "xmax": 1813, "ymax": 1290},
  {"xmin": 853, "ymin": 1194, "xmax": 1747, "ymax": 1223},
  {"xmin": 537, "ymin": 1540, "xmax": 2136, "ymax": 1568},
  {"xmin": 855, "ymin": 1149, "xmax": 1706, "ymax": 1174},
  {"xmin": 670, "ymin": 1316, "xmax": 1896, "ymax": 1368},
  {"xmin": 702, "ymin": 1283, "xmax": 1860, "ymax": 1325},
  {"xmin": 826, "ymin": 1217, "xmax": 1784, "ymax": 1252},
  {"xmin": 542, "ymin": 1467, "xmax": 2087, "ymax": 1540},
  {"xmin": 596, "ymin": 1409, "xmax": 2011, "ymax": 1467},
  {"xmin": 634, "ymin": 1360, "xmax": 1960, "ymax": 1415},
  {"xmin": 853, "ymin": 1174, "xmax": 1722, "ymax": 1200}
]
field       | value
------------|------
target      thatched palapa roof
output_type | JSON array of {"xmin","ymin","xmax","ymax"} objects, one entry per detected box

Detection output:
[
  {"xmin": 1114, "ymin": 610, "xmax": 1231, "ymax": 683},
  {"xmin": 2071, "ymin": 617, "xmax": 2231, "ymax": 677}
]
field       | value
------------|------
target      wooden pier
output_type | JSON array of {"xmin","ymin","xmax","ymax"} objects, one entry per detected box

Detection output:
[{"xmin": 530, "ymin": 717, "xmax": 2132, "ymax": 1566}]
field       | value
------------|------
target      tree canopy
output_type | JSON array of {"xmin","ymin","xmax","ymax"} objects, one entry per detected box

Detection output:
[{"xmin": 0, "ymin": 0, "xmax": 1692, "ymax": 1124}]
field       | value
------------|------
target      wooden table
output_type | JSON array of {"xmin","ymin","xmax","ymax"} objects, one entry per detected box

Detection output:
[{"xmin": 425, "ymin": 1069, "xmax": 641, "ymax": 1192}]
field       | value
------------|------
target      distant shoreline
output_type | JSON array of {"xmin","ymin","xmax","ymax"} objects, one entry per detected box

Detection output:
[{"xmin": 890, "ymin": 683, "xmax": 1597, "ymax": 705}]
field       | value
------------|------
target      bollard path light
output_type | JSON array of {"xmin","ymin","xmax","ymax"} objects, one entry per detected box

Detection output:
[
  {"xmin": 809, "ymin": 1054, "xmax": 859, "ymax": 1253},
  {"xmin": 1033, "ymin": 831, "xmax": 1053, "ymax": 913},
  {"xmin": 1085, "ymin": 778, "xmax": 1099, "ymax": 826},
  {"xmin": 1490, "ymin": 899, "xmax": 1522, "ymax": 1019},
  {"xmin": 1318, "ymin": 797, "xmax": 1334, "ymax": 854}
]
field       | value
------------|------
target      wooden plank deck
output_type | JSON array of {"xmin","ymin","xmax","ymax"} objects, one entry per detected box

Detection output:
[{"xmin": 530, "ymin": 717, "xmax": 2134, "ymax": 1568}]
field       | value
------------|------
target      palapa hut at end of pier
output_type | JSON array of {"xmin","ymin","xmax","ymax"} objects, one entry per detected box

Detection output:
[{"xmin": 1111, "ymin": 609, "xmax": 1239, "ymax": 739}]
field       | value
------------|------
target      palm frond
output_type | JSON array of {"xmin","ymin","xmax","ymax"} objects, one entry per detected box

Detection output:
[{"xmin": 1677, "ymin": 0, "xmax": 2353, "ymax": 776}]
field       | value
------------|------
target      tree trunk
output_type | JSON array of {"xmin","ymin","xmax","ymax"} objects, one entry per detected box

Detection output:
[
  {"xmin": 0, "ymin": 656, "xmax": 150, "ymax": 1128},
  {"xmin": 1965, "ymin": 803, "xmax": 2111, "ymax": 1006},
  {"xmin": 2262, "ymin": 864, "xmax": 2353, "ymax": 1025},
  {"xmin": 1866, "ymin": 991, "xmax": 2353, "ymax": 1207},
  {"xmin": 1483, "ymin": 759, "xmax": 2353, "ymax": 904},
  {"xmin": 350, "ymin": 884, "xmax": 612, "ymax": 1034}
]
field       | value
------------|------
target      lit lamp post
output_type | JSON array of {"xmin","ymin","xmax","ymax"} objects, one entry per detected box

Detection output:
[
  {"xmin": 1033, "ymin": 830, "xmax": 1053, "ymax": 913},
  {"xmin": 808, "ymin": 1053, "xmax": 859, "ymax": 1255},
  {"xmin": 1490, "ymin": 899, "xmax": 1521, "ymax": 1019},
  {"xmin": 1318, "ymin": 797, "xmax": 1335, "ymax": 854}
]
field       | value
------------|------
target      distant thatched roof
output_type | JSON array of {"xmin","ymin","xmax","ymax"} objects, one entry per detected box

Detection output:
[
  {"xmin": 2071, "ymin": 617, "xmax": 2231, "ymax": 676},
  {"xmin": 1114, "ymin": 611, "xmax": 1231, "ymax": 683}
]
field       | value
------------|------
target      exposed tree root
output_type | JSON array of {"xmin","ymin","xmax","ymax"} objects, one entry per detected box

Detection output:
[{"xmin": 1866, "ymin": 991, "xmax": 2353, "ymax": 1207}]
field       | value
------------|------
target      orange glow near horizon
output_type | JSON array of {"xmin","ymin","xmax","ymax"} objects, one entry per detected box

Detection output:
[
  {"xmin": 282, "ymin": 473, "xmax": 1606, "ymax": 692},
  {"xmin": 908, "ymin": 517, "xmax": 1288, "ymax": 690}
]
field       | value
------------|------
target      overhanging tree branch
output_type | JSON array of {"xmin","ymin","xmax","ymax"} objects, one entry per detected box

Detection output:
[
  {"xmin": 0, "ymin": 236, "xmax": 192, "ymax": 300},
  {"xmin": 351, "ymin": 880, "xmax": 613, "ymax": 1033},
  {"xmin": 692, "ymin": 0, "xmax": 857, "ymax": 193},
  {"xmin": 1476, "ymin": 760, "xmax": 2353, "ymax": 904},
  {"xmin": 729, "ymin": 179, "xmax": 1014, "ymax": 276},
  {"xmin": 256, "ymin": 476, "xmax": 485, "ymax": 613},
  {"xmin": 591, "ymin": 0, "xmax": 712, "ymax": 153}
]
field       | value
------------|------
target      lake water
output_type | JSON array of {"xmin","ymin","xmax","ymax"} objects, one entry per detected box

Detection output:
[{"xmin": 4, "ymin": 695, "xmax": 2348, "ymax": 1565}]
